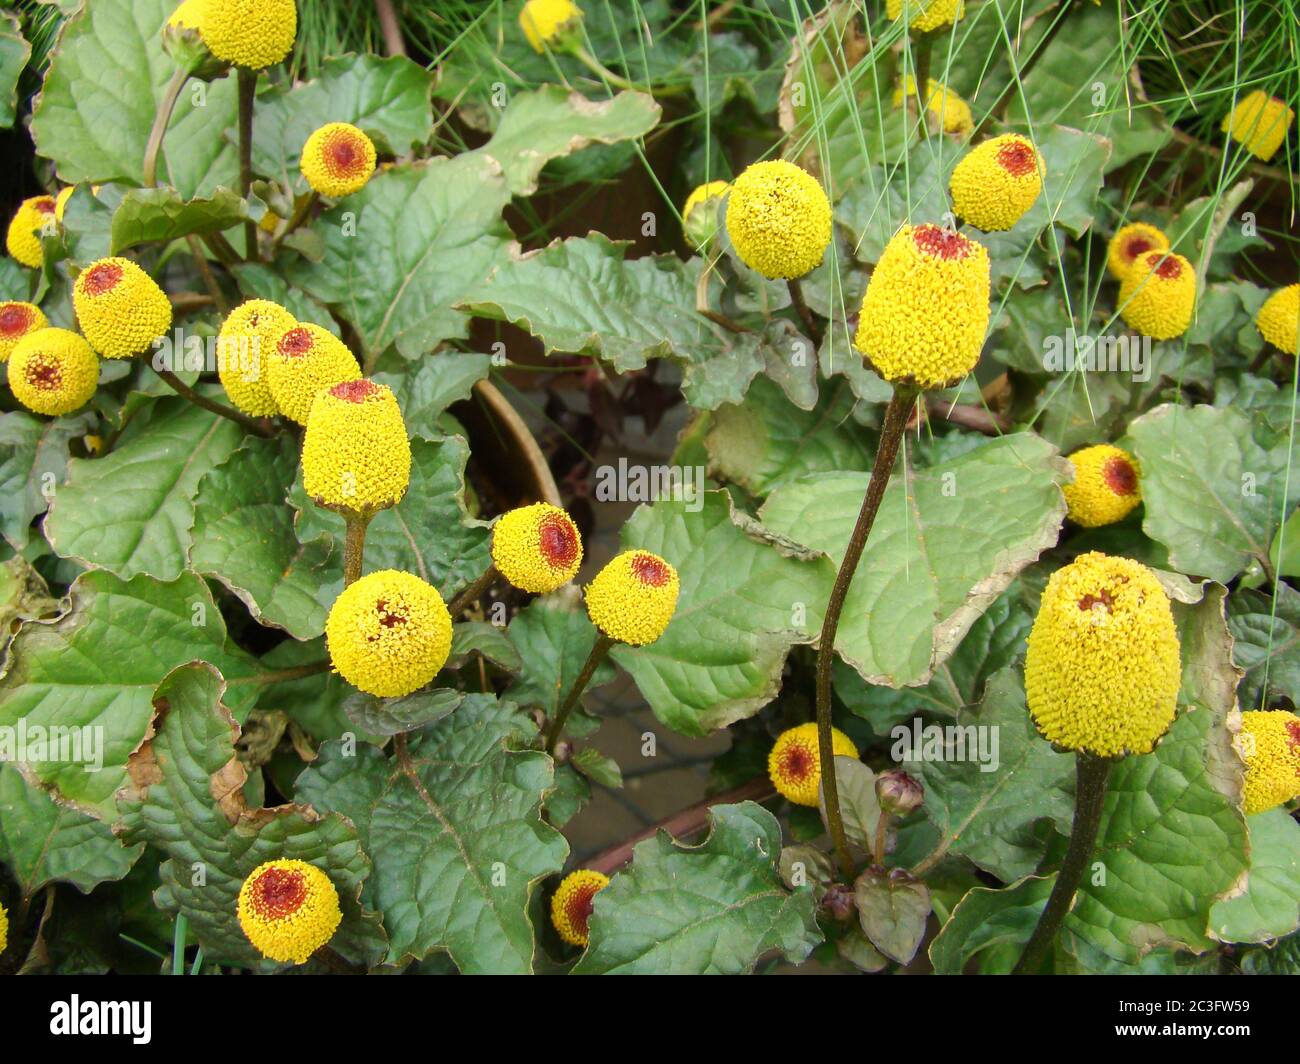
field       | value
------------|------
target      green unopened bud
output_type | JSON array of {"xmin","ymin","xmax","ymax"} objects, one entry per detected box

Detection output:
[{"xmin": 876, "ymin": 769, "xmax": 924, "ymax": 815}]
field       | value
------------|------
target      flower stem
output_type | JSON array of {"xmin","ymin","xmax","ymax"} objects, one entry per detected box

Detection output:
[
  {"xmin": 786, "ymin": 278, "xmax": 823, "ymax": 346},
  {"xmin": 446, "ymin": 564, "xmax": 498, "ymax": 618},
  {"xmin": 151, "ymin": 365, "xmax": 274, "ymax": 436},
  {"xmin": 814, "ymin": 385, "xmax": 916, "ymax": 879},
  {"xmin": 237, "ymin": 67, "xmax": 258, "ymax": 261},
  {"xmin": 911, "ymin": 32, "xmax": 933, "ymax": 142},
  {"xmin": 266, "ymin": 190, "xmax": 319, "ymax": 258},
  {"xmin": 343, "ymin": 512, "xmax": 372, "ymax": 587},
  {"xmin": 1013, "ymin": 752, "xmax": 1112, "ymax": 975},
  {"xmin": 872, "ymin": 810, "xmax": 892, "ymax": 868},
  {"xmin": 544, "ymin": 633, "xmax": 615, "ymax": 755},
  {"xmin": 143, "ymin": 66, "xmax": 190, "ymax": 188}
]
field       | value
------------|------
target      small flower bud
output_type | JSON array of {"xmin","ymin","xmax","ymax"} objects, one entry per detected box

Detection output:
[
  {"xmin": 875, "ymin": 769, "xmax": 924, "ymax": 816},
  {"xmin": 821, "ymin": 882, "xmax": 856, "ymax": 922}
]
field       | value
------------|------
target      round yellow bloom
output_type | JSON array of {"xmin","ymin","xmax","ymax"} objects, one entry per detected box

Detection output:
[
  {"xmin": 725, "ymin": 159, "xmax": 832, "ymax": 280},
  {"xmin": 217, "ymin": 299, "xmax": 294, "ymax": 417},
  {"xmin": 893, "ymin": 77, "xmax": 973, "ymax": 135},
  {"xmin": 520, "ymin": 0, "xmax": 583, "ymax": 53},
  {"xmin": 303, "ymin": 380, "xmax": 411, "ymax": 514},
  {"xmin": 768, "ymin": 722, "xmax": 859, "ymax": 808},
  {"xmin": 854, "ymin": 223, "xmax": 990, "ymax": 389},
  {"xmin": 1118, "ymin": 250, "xmax": 1196, "ymax": 340},
  {"xmin": 167, "ymin": 0, "xmax": 208, "ymax": 30},
  {"xmin": 950, "ymin": 134, "xmax": 1045, "ymax": 232},
  {"xmin": 886, "ymin": 0, "xmax": 964, "ymax": 31},
  {"xmin": 300, "ymin": 123, "xmax": 377, "ymax": 199},
  {"xmin": 1025, "ymin": 552, "xmax": 1181, "ymax": 758},
  {"xmin": 1063, "ymin": 444, "xmax": 1141, "ymax": 528},
  {"xmin": 8, "ymin": 328, "xmax": 99, "ymax": 417},
  {"xmin": 237, "ymin": 859, "xmax": 341, "ymax": 965},
  {"xmin": 72, "ymin": 257, "xmax": 172, "ymax": 359},
  {"xmin": 266, "ymin": 322, "xmax": 360, "ymax": 425},
  {"xmin": 325, "ymin": 569, "xmax": 453, "ymax": 697},
  {"xmin": 6, "ymin": 195, "xmax": 58, "ymax": 269},
  {"xmin": 1235, "ymin": 711, "xmax": 1300, "ymax": 815},
  {"xmin": 1256, "ymin": 283, "xmax": 1299, "ymax": 356},
  {"xmin": 550, "ymin": 869, "xmax": 609, "ymax": 947},
  {"xmin": 682, "ymin": 179, "xmax": 730, "ymax": 248},
  {"xmin": 202, "ymin": 0, "xmax": 295, "ymax": 68},
  {"xmin": 1106, "ymin": 222, "xmax": 1170, "ymax": 282},
  {"xmin": 584, "ymin": 550, "xmax": 679, "ymax": 646},
  {"xmin": 491, "ymin": 502, "xmax": 583, "ymax": 594},
  {"xmin": 0, "ymin": 900, "xmax": 6, "ymax": 954},
  {"xmin": 1221, "ymin": 90, "xmax": 1294, "ymax": 162},
  {"xmin": 0, "ymin": 301, "xmax": 49, "ymax": 362}
]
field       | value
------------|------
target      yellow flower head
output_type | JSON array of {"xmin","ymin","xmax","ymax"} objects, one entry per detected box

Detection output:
[
  {"xmin": 1106, "ymin": 222, "xmax": 1170, "ymax": 282},
  {"xmin": 1118, "ymin": 250, "xmax": 1196, "ymax": 341},
  {"xmin": 303, "ymin": 379, "xmax": 411, "ymax": 514},
  {"xmin": 325, "ymin": 569, "xmax": 453, "ymax": 697},
  {"xmin": 1025, "ymin": 552, "xmax": 1181, "ymax": 758},
  {"xmin": 1063, "ymin": 444, "xmax": 1141, "ymax": 528},
  {"xmin": 491, "ymin": 502, "xmax": 583, "ymax": 594},
  {"xmin": 550, "ymin": 869, "xmax": 609, "ymax": 947},
  {"xmin": 886, "ymin": 0, "xmax": 964, "ymax": 31},
  {"xmin": 72, "ymin": 257, "xmax": 172, "ymax": 359},
  {"xmin": 682, "ymin": 179, "xmax": 730, "ymax": 248},
  {"xmin": 0, "ymin": 301, "xmax": 49, "ymax": 362},
  {"xmin": 893, "ymin": 77, "xmax": 973, "ymax": 135},
  {"xmin": 166, "ymin": 0, "xmax": 208, "ymax": 31},
  {"xmin": 266, "ymin": 322, "xmax": 360, "ymax": 425},
  {"xmin": 520, "ymin": 0, "xmax": 583, "ymax": 53},
  {"xmin": 301, "ymin": 123, "xmax": 377, "ymax": 199},
  {"xmin": 1235, "ymin": 710, "xmax": 1300, "ymax": 815},
  {"xmin": 8, "ymin": 328, "xmax": 99, "ymax": 417},
  {"xmin": 202, "ymin": 0, "xmax": 296, "ymax": 69},
  {"xmin": 54, "ymin": 186, "xmax": 75, "ymax": 221},
  {"xmin": 854, "ymin": 223, "xmax": 990, "ymax": 389},
  {"xmin": 217, "ymin": 299, "xmax": 295, "ymax": 417},
  {"xmin": 1221, "ymin": 90, "xmax": 1294, "ymax": 162},
  {"xmin": 768, "ymin": 721, "xmax": 859, "ymax": 807},
  {"xmin": 950, "ymin": 134, "xmax": 1045, "ymax": 232},
  {"xmin": 236, "ymin": 859, "xmax": 341, "ymax": 965},
  {"xmin": 1256, "ymin": 283, "xmax": 1299, "ymax": 356},
  {"xmin": 6, "ymin": 195, "xmax": 58, "ymax": 269},
  {"xmin": 725, "ymin": 159, "xmax": 832, "ymax": 280},
  {"xmin": 0, "ymin": 899, "xmax": 6, "ymax": 954},
  {"xmin": 585, "ymin": 549, "xmax": 679, "ymax": 646}
]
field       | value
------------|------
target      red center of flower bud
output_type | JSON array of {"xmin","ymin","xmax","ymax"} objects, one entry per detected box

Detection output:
[
  {"xmin": 537, "ymin": 514, "xmax": 578, "ymax": 569},
  {"xmin": 25, "ymin": 353, "xmax": 61, "ymax": 392},
  {"xmin": 1150, "ymin": 254, "xmax": 1182, "ymax": 280},
  {"xmin": 1102, "ymin": 456, "xmax": 1138, "ymax": 496},
  {"xmin": 780, "ymin": 744, "xmax": 814, "ymax": 782},
  {"xmin": 0, "ymin": 303, "xmax": 32, "ymax": 335},
  {"xmin": 630, "ymin": 552, "xmax": 670, "ymax": 587},
  {"xmin": 995, "ymin": 139, "xmax": 1037, "ymax": 176},
  {"xmin": 251, "ymin": 867, "xmax": 307, "ymax": 920},
  {"xmin": 326, "ymin": 135, "xmax": 364, "ymax": 176},
  {"xmin": 1077, "ymin": 589, "xmax": 1115, "ymax": 612},
  {"xmin": 912, "ymin": 224, "xmax": 971, "ymax": 261},
  {"xmin": 34, "ymin": 197, "xmax": 55, "ymax": 215},
  {"xmin": 374, "ymin": 599, "xmax": 407, "ymax": 628},
  {"xmin": 278, "ymin": 327, "xmax": 314, "ymax": 358},
  {"xmin": 1123, "ymin": 237, "xmax": 1153, "ymax": 262},
  {"xmin": 565, "ymin": 884, "xmax": 600, "ymax": 940},
  {"xmin": 331, "ymin": 379, "xmax": 379, "ymax": 403},
  {"xmin": 82, "ymin": 261, "xmax": 123, "ymax": 296}
]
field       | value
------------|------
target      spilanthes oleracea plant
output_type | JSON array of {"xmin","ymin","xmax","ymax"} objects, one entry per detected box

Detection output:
[
  {"xmin": 300, "ymin": 123, "xmax": 377, "ymax": 198},
  {"xmin": 217, "ymin": 299, "xmax": 294, "ymax": 417},
  {"xmin": 1255, "ymin": 283, "xmax": 1299, "ymax": 356},
  {"xmin": 550, "ymin": 869, "xmax": 609, "ymax": 947},
  {"xmin": 886, "ymin": 0, "xmax": 964, "ymax": 31},
  {"xmin": 949, "ymin": 133, "xmax": 1045, "ymax": 232},
  {"xmin": 1106, "ymin": 221, "xmax": 1171, "ymax": 281},
  {"xmin": 585, "ymin": 549, "xmax": 680, "ymax": 647},
  {"xmin": 1062, "ymin": 444, "xmax": 1142, "ymax": 528},
  {"xmin": 1118, "ymin": 250, "xmax": 1197, "ymax": 340},
  {"xmin": 725, "ymin": 159, "xmax": 832, "ymax": 282},
  {"xmin": 0, "ymin": 301, "xmax": 49, "ymax": 362},
  {"xmin": 520, "ymin": 0, "xmax": 584, "ymax": 54},
  {"xmin": 1235, "ymin": 711, "xmax": 1300, "ymax": 815},
  {"xmin": 201, "ymin": 0, "xmax": 297, "ymax": 69},
  {"xmin": 72, "ymin": 257, "xmax": 173, "ymax": 359},
  {"xmin": 302, "ymin": 379, "xmax": 412, "ymax": 516},
  {"xmin": 1221, "ymin": 90, "xmax": 1294, "ymax": 161},
  {"xmin": 490, "ymin": 502, "xmax": 584, "ymax": 594},
  {"xmin": 892, "ymin": 76, "xmax": 973, "ymax": 135},
  {"xmin": 266, "ymin": 323, "xmax": 361, "ymax": 425},
  {"xmin": 768, "ymin": 722, "xmax": 859, "ymax": 808},
  {"xmin": 8, "ymin": 328, "xmax": 99, "ymax": 417},
  {"xmin": 5, "ymin": 195, "xmax": 58, "ymax": 269},
  {"xmin": 236, "ymin": 860, "xmax": 342, "ymax": 965}
]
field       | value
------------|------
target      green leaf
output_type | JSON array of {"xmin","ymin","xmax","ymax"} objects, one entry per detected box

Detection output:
[
  {"xmin": 929, "ymin": 875, "xmax": 1054, "ymax": 975},
  {"xmin": 855, "ymin": 868, "xmax": 931, "ymax": 965},
  {"xmin": 503, "ymin": 595, "xmax": 615, "ymax": 717},
  {"xmin": 0, "ymin": 408, "xmax": 94, "ymax": 549},
  {"xmin": 1211, "ymin": 809, "xmax": 1300, "ymax": 945},
  {"xmin": 341, "ymin": 687, "xmax": 464, "ymax": 738},
  {"xmin": 819, "ymin": 756, "xmax": 883, "ymax": 854},
  {"xmin": 448, "ymin": 621, "xmax": 522, "ymax": 673},
  {"xmin": 573, "ymin": 802, "xmax": 822, "ymax": 974},
  {"xmin": 373, "ymin": 353, "xmax": 490, "ymax": 441},
  {"xmin": 0, "ymin": 556, "xmax": 59, "ymax": 661},
  {"xmin": 571, "ymin": 746, "xmax": 623, "ymax": 790},
  {"xmin": 0, "ymin": 12, "xmax": 32, "ymax": 129},
  {"xmin": 110, "ymin": 186, "xmax": 246, "ymax": 254},
  {"xmin": 1227, "ymin": 583, "xmax": 1300, "ymax": 711}
]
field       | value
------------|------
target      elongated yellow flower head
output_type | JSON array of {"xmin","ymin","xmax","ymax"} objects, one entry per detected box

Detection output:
[
  {"xmin": 520, "ymin": 0, "xmax": 583, "ymax": 52},
  {"xmin": 8, "ymin": 328, "xmax": 99, "ymax": 416},
  {"xmin": 0, "ymin": 900, "xmax": 6, "ymax": 954},
  {"xmin": 1063, "ymin": 444, "xmax": 1142, "ymax": 528},
  {"xmin": 725, "ymin": 160, "xmax": 832, "ymax": 280},
  {"xmin": 54, "ymin": 186, "xmax": 75, "ymax": 221},
  {"xmin": 1025, "ymin": 552, "xmax": 1180, "ymax": 758},
  {"xmin": 167, "ymin": 0, "xmax": 208, "ymax": 31},
  {"xmin": 1256, "ymin": 283, "xmax": 1299, "ymax": 356},
  {"xmin": 886, "ymin": 0, "xmax": 964, "ymax": 31},
  {"xmin": 303, "ymin": 379, "xmax": 411, "ymax": 514},
  {"xmin": 1106, "ymin": 222, "xmax": 1170, "ymax": 282},
  {"xmin": 202, "ymin": 0, "xmax": 296, "ymax": 69},
  {"xmin": 585, "ymin": 549, "xmax": 679, "ymax": 646},
  {"xmin": 768, "ymin": 722, "xmax": 859, "ymax": 807},
  {"xmin": 301, "ymin": 123, "xmax": 377, "ymax": 198},
  {"xmin": 1221, "ymin": 90, "xmax": 1294, "ymax": 161},
  {"xmin": 325, "ymin": 569, "xmax": 452, "ymax": 697},
  {"xmin": 217, "ymin": 299, "xmax": 294, "ymax": 417},
  {"xmin": 854, "ymin": 223, "xmax": 990, "ymax": 389},
  {"xmin": 6, "ymin": 195, "xmax": 58, "ymax": 269},
  {"xmin": 893, "ymin": 77, "xmax": 973, "ymax": 135},
  {"xmin": 0, "ymin": 301, "xmax": 49, "ymax": 362},
  {"xmin": 950, "ymin": 134, "xmax": 1045, "ymax": 232},
  {"xmin": 682, "ymin": 179, "xmax": 730, "ymax": 248},
  {"xmin": 1235, "ymin": 710, "xmax": 1300, "ymax": 815},
  {"xmin": 491, "ymin": 502, "xmax": 583, "ymax": 594},
  {"xmin": 266, "ymin": 323, "xmax": 360, "ymax": 425},
  {"xmin": 1118, "ymin": 250, "xmax": 1196, "ymax": 340},
  {"xmin": 551, "ymin": 869, "xmax": 609, "ymax": 947},
  {"xmin": 237, "ymin": 859, "xmax": 341, "ymax": 965},
  {"xmin": 72, "ymin": 257, "xmax": 172, "ymax": 359}
]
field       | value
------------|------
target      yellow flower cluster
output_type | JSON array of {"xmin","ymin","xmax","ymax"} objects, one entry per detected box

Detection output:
[
  {"xmin": 520, "ymin": 0, "xmax": 583, "ymax": 53},
  {"xmin": 325, "ymin": 569, "xmax": 453, "ymax": 697},
  {"xmin": 1221, "ymin": 90, "xmax": 1294, "ymax": 161},
  {"xmin": 682, "ymin": 179, "xmax": 730, "ymax": 248},
  {"xmin": 768, "ymin": 721, "xmax": 859, "ymax": 807},
  {"xmin": 303, "ymin": 379, "xmax": 411, "ymax": 514},
  {"xmin": 1106, "ymin": 222, "xmax": 1170, "ymax": 282},
  {"xmin": 72, "ymin": 257, "xmax": 173, "ymax": 359},
  {"xmin": 237, "ymin": 859, "xmax": 341, "ymax": 965},
  {"xmin": 1236, "ymin": 710, "xmax": 1300, "ymax": 815},
  {"xmin": 725, "ymin": 160, "xmax": 832, "ymax": 280},
  {"xmin": 202, "ymin": 0, "xmax": 296, "ymax": 69},
  {"xmin": 1256, "ymin": 283, "xmax": 1299, "ymax": 356},
  {"xmin": 854, "ymin": 223, "xmax": 990, "ymax": 389},
  {"xmin": 1118, "ymin": 250, "xmax": 1196, "ymax": 340},
  {"xmin": 0, "ymin": 900, "xmax": 6, "ymax": 954},
  {"xmin": 950, "ymin": 134, "xmax": 1044, "ymax": 232},
  {"xmin": 266, "ymin": 323, "xmax": 360, "ymax": 425},
  {"xmin": 167, "ymin": 0, "xmax": 207, "ymax": 31},
  {"xmin": 0, "ymin": 301, "xmax": 49, "ymax": 361},
  {"xmin": 1025, "ymin": 552, "xmax": 1181, "ymax": 758},
  {"xmin": 492, "ymin": 503, "xmax": 584, "ymax": 594},
  {"xmin": 893, "ymin": 76, "xmax": 973, "ymax": 135},
  {"xmin": 217, "ymin": 299, "xmax": 294, "ymax": 417},
  {"xmin": 585, "ymin": 549, "xmax": 679, "ymax": 645},
  {"xmin": 8, "ymin": 328, "xmax": 99, "ymax": 416},
  {"xmin": 550, "ymin": 869, "xmax": 609, "ymax": 947},
  {"xmin": 6, "ymin": 195, "xmax": 58, "ymax": 269},
  {"xmin": 1063, "ymin": 444, "xmax": 1142, "ymax": 528},
  {"xmin": 886, "ymin": 0, "xmax": 964, "ymax": 31},
  {"xmin": 301, "ymin": 123, "xmax": 377, "ymax": 198}
]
